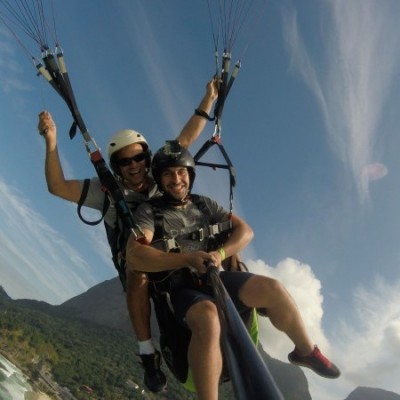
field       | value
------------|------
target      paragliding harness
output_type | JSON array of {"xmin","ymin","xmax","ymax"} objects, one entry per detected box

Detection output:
[
  {"xmin": 77, "ymin": 178, "xmax": 147, "ymax": 291},
  {"xmin": 144, "ymin": 194, "xmax": 257, "ymax": 391}
]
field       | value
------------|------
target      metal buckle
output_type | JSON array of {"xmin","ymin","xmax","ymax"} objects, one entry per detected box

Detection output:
[
  {"xmin": 209, "ymin": 224, "xmax": 219, "ymax": 236},
  {"xmin": 197, "ymin": 228, "xmax": 204, "ymax": 241},
  {"xmin": 166, "ymin": 238, "xmax": 179, "ymax": 252}
]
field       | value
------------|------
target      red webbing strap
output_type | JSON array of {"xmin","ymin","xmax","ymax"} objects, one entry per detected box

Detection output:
[{"xmin": 89, "ymin": 150, "xmax": 144, "ymax": 240}]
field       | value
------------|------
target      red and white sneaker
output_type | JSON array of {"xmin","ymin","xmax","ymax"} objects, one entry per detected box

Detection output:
[{"xmin": 288, "ymin": 345, "xmax": 341, "ymax": 379}]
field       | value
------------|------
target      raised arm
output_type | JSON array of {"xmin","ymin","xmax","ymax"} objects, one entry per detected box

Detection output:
[
  {"xmin": 38, "ymin": 111, "xmax": 82, "ymax": 203},
  {"xmin": 177, "ymin": 77, "xmax": 218, "ymax": 149}
]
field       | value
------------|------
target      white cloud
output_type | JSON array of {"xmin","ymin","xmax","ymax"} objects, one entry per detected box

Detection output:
[
  {"xmin": 247, "ymin": 258, "xmax": 330, "ymax": 359},
  {"xmin": 0, "ymin": 177, "xmax": 97, "ymax": 304},
  {"xmin": 120, "ymin": 2, "xmax": 190, "ymax": 137},
  {"xmin": 246, "ymin": 257, "xmax": 400, "ymax": 399},
  {"xmin": 282, "ymin": 1, "xmax": 400, "ymax": 203},
  {"xmin": 336, "ymin": 277, "xmax": 400, "ymax": 393}
]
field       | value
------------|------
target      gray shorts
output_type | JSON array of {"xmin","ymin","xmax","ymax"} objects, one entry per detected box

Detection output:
[{"xmin": 170, "ymin": 271, "xmax": 254, "ymax": 326}]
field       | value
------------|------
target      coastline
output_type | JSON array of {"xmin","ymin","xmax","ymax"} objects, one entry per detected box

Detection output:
[{"xmin": 0, "ymin": 351, "xmax": 54, "ymax": 400}]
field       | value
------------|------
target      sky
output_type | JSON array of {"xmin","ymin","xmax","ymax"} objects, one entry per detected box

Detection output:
[{"xmin": 1, "ymin": 0, "xmax": 400, "ymax": 399}]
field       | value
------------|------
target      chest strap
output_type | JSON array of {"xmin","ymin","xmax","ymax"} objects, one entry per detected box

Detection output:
[
  {"xmin": 180, "ymin": 220, "xmax": 232, "ymax": 242},
  {"xmin": 150, "ymin": 195, "xmax": 232, "ymax": 252},
  {"xmin": 152, "ymin": 219, "xmax": 232, "ymax": 253}
]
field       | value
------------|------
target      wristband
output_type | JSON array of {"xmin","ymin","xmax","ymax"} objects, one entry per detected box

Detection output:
[
  {"xmin": 194, "ymin": 108, "xmax": 214, "ymax": 121},
  {"xmin": 217, "ymin": 247, "xmax": 226, "ymax": 261}
]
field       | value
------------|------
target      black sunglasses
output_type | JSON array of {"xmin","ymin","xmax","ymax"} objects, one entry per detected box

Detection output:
[{"xmin": 116, "ymin": 152, "xmax": 147, "ymax": 166}]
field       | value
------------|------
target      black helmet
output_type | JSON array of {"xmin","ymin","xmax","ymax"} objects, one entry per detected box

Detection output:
[{"xmin": 152, "ymin": 140, "xmax": 196, "ymax": 191}]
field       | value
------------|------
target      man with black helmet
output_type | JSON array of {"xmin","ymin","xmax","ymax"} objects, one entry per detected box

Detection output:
[
  {"xmin": 127, "ymin": 142, "xmax": 341, "ymax": 400},
  {"xmin": 38, "ymin": 78, "xmax": 218, "ymax": 393}
]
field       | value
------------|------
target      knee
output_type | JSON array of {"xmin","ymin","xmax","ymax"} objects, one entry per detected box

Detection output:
[
  {"xmin": 127, "ymin": 271, "xmax": 148, "ymax": 291},
  {"xmin": 126, "ymin": 271, "xmax": 149, "ymax": 302},
  {"xmin": 240, "ymin": 275, "xmax": 288, "ymax": 306},
  {"xmin": 245, "ymin": 274, "xmax": 284, "ymax": 293},
  {"xmin": 263, "ymin": 276, "xmax": 286, "ymax": 295},
  {"xmin": 186, "ymin": 301, "xmax": 221, "ymax": 338}
]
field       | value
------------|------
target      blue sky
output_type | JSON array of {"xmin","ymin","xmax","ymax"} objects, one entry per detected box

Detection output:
[{"xmin": 1, "ymin": 1, "xmax": 400, "ymax": 399}]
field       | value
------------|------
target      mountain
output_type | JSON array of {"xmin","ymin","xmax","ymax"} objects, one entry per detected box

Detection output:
[
  {"xmin": 0, "ymin": 285, "xmax": 11, "ymax": 303},
  {"xmin": 345, "ymin": 386, "xmax": 400, "ymax": 400},
  {"xmin": 58, "ymin": 278, "xmax": 133, "ymax": 333},
  {"xmin": 1, "ymin": 279, "xmax": 311, "ymax": 399},
  {"xmin": 2, "ymin": 282, "xmax": 399, "ymax": 400}
]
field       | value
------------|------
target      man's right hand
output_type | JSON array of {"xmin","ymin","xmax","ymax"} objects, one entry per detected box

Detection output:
[
  {"xmin": 185, "ymin": 251, "xmax": 217, "ymax": 274},
  {"xmin": 38, "ymin": 110, "xmax": 57, "ymax": 145}
]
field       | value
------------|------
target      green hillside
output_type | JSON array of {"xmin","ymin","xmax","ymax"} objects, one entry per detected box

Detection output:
[
  {"xmin": 0, "ymin": 298, "xmax": 205, "ymax": 399},
  {"xmin": 0, "ymin": 282, "xmax": 310, "ymax": 400}
]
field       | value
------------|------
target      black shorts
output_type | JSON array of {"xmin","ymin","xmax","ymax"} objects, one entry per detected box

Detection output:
[{"xmin": 170, "ymin": 271, "xmax": 254, "ymax": 326}]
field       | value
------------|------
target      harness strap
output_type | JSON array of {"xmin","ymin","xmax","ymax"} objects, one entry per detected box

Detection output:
[
  {"xmin": 179, "ymin": 220, "xmax": 232, "ymax": 242},
  {"xmin": 77, "ymin": 178, "xmax": 110, "ymax": 226},
  {"xmin": 108, "ymin": 198, "xmax": 144, "ymax": 291},
  {"xmin": 150, "ymin": 195, "xmax": 232, "ymax": 253},
  {"xmin": 148, "ymin": 194, "xmax": 232, "ymax": 294},
  {"xmin": 148, "ymin": 269, "xmax": 202, "ymax": 294},
  {"xmin": 153, "ymin": 203, "xmax": 165, "ymax": 245}
]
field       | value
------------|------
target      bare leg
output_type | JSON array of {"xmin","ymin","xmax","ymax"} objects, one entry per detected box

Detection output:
[
  {"xmin": 126, "ymin": 270, "xmax": 151, "ymax": 341},
  {"xmin": 239, "ymin": 275, "xmax": 314, "ymax": 355},
  {"xmin": 185, "ymin": 300, "xmax": 222, "ymax": 400}
]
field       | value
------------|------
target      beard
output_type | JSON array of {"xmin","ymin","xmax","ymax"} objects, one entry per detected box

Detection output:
[{"xmin": 163, "ymin": 185, "xmax": 190, "ymax": 205}]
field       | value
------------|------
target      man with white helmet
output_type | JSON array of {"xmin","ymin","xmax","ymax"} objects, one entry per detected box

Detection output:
[{"xmin": 38, "ymin": 77, "xmax": 218, "ymax": 393}]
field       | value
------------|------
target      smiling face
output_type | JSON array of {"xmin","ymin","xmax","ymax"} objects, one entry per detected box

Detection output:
[
  {"xmin": 160, "ymin": 166, "xmax": 190, "ymax": 201},
  {"xmin": 115, "ymin": 143, "xmax": 149, "ymax": 192}
]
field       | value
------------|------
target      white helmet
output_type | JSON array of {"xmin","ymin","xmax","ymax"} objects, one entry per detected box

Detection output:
[
  {"xmin": 107, "ymin": 129, "xmax": 149, "ymax": 161},
  {"xmin": 106, "ymin": 129, "xmax": 151, "ymax": 175}
]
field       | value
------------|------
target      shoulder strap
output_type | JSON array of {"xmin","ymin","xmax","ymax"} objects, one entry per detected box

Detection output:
[
  {"xmin": 104, "ymin": 220, "xmax": 127, "ymax": 290},
  {"xmin": 149, "ymin": 195, "xmax": 209, "ymax": 243},
  {"xmin": 77, "ymin": 178, "xmax": 110, "ymax": 226},
  {"xmin": 151, "ymin": 197, "xmax": 166, "ymax": 243},
  {"xmin": 191, "ymin": 194, "xmax": 212, "ymax": 220}
]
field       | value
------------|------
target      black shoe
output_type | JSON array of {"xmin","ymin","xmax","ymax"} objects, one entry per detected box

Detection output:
[
  {"xmin": 139, "ymin": 350, "xmax": 167, "ymax": 392},
  {"xmin": 288, "ymin": 345, "xmax": 341, "ymax": 379}
]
